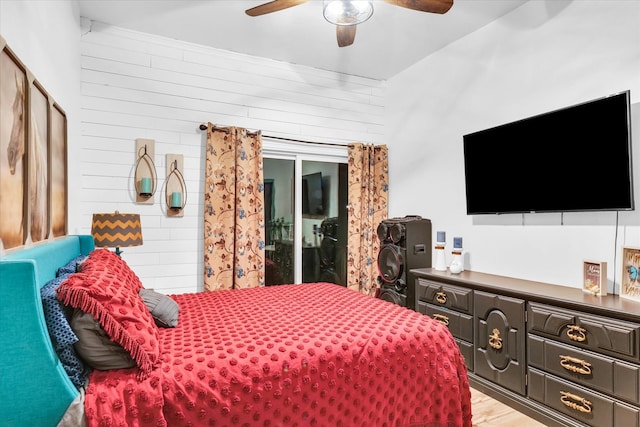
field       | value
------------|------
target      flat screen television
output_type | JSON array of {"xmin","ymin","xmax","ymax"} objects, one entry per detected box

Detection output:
[
  {"xmin": 302, "ymin": 172, "xmax": 325, "ymax": 215},
  {"xmin": 463, "ymin": 90, "xmax": 634, "ymax": 215}
]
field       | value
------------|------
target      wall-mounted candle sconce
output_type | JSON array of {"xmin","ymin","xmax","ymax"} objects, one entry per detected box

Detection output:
[
  {"xmin": 135, "ymin": 138, "xmax": 157, "ymax": 204},
  {"xmin": 166, "ymin": 153, "xmax": 186, "ymax": 217}
]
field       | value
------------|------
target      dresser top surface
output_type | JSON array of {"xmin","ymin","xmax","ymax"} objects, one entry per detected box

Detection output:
[{"xmin": 412, "ymin": 268, "xmax": 640, "ymax": 322}]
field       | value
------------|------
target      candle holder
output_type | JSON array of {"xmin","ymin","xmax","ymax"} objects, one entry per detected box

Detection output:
[
  {"xmin": 166, "ymin": 154, "xmax": 187, "ymax": 217},
  {"xmin": 134, "ymin": 138, "xmax": 157, "ymax": 204}
]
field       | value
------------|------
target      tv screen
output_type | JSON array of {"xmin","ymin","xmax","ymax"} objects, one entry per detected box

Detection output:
[
  {"xmin": 302, "ymin": 172, "xmax": 324, "ymax": 215},
  {"xmin": 463, "ymin": 90, "xmax": 634, "ymax": 215}
]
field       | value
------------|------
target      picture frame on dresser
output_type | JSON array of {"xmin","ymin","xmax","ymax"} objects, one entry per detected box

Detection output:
[
  {"xmin": 621, "ymin": 246, "xmax": 640, "ymax": 301},
  {"xmin": 583, "ymin": 260, "xmax": 607, "ymax": 296}
]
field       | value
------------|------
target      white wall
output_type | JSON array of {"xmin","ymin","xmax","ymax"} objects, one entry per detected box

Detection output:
[
  {"xmin": 387, "ymin": 0, "xmax": 640, "ymax": 290},
  {"xmin": 0, "ymin": 0, "xmax": 82, "ymax": 237},
  {"xmin": 78, "ymin": 22, "xmax": 385, "ymax": 294}
]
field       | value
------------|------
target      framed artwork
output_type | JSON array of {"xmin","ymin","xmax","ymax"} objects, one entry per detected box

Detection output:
[
  {"xmin": 583, "ymin": 260, "xmax": 607, "ymax": 296},
  {"xmin": 0, "ymin": 44, "xmax": 27, "ymax": 250},
  {"xmin": 51, "ymin": 103, "xmax": 67, "ymax": 237},
  {"xmin": 0, "ymin": 38, "xmax": 68, "ymax": 252},
  {"xmin": 621, "ymin": 247, "xmax": 640, "ymax": 301},
  {"xmin": 29, "ymin": 80, "xmax": 50, "ymax": 243}
]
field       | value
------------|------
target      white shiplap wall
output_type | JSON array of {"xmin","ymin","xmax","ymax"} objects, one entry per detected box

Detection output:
[{"xmin": 79, "ymin": 20, "xmax": 386, "ymax": 294}]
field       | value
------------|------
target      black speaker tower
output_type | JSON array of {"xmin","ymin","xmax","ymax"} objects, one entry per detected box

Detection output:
[
  {"xmin": 316, "ymin": 164, "xmax": 348, "ymax": 286},
  {"xmin": 318, "ymin": 217, "xmax": 341, "ymax": 284},
  {"xmin": 376, "ymin": 215, "xmax": 432, "ymax": 310}
]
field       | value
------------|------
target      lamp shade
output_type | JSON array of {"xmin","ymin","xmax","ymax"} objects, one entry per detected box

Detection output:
[
  {"xmin": 323, "ymin": 0, "xmax": 373, "ymax": 26},
  {"xmin": 91, "ymin": 212, "xmax": 143, "ymax": 250}
]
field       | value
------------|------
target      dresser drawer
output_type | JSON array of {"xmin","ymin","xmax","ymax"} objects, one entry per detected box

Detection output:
[
  {"xmin": 456, "ymin": 338, "xmax": 474, "ymax": 371},
  {"xmin": 528, "ymin": 302, "xmax": 640, "ymax": 362},
  {"xmin": 418, "ymin": 301, "xmax": 473, "ymax": 342},
  {"xmin": 528, "ymin": 367, "xmax": 640, "ymax": 427},
  {"xmin": 529, "ymin": 334, "xmax": 640, "ymax": 405},
  {"xmin": 415, "ymin": 278, "xmax": 472, "ymax": 315}
]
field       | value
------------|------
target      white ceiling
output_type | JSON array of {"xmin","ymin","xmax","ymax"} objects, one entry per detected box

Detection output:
[{"xmin": 77, "ymin": 0, "xmax": 528, "ymax": 80}]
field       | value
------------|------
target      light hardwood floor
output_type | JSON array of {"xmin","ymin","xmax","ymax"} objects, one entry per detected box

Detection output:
[{"xmin": 471, "ymin": 387, "xmax": 547, "ymax": 427}]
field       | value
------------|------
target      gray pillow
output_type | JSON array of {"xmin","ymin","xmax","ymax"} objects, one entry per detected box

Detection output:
[
  {"xmin": 70, "ymin": 310, "xmax": 136, "ymax": 370},
  {"xmin": 139, "ymin": 289, "xmax": 179, "ymax": 328}
]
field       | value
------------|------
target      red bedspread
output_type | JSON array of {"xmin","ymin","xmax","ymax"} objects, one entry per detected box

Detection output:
[{"xmin": 84, "ymin": 283, "xmax": 472, "ymax": 426}]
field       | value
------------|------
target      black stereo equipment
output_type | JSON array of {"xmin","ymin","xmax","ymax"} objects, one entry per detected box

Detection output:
[
  {"xmin": 319, "ymin": 217, "xmax": 341, "ymax": 284},
  {"xmin": 316, "ymin": 166, "xmax": 348, "ymax": 286},
  {"xmin": 376, "ymin": 215, "xmax": 432, "ymax": 309}
]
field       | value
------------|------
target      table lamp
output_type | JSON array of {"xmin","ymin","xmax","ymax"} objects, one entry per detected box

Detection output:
[{"xmin": 91, "ymin": 211, "xmax": 142, "ymax": 256}]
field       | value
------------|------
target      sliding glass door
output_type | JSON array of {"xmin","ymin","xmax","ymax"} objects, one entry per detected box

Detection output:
[
  {"xmin": 263, "ymin": 158, "xmax": 295, "ymax": 284},
  {"xmin": 263, "ymin": 140, "xmax": 347, "ymax": 286}
]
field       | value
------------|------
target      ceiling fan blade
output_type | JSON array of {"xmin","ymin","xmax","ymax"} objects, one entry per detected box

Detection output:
[
  {"xmin": 245, "ymin": 0, "xmax": 309, "ymax": 17},
  {"xmin": 384, "ymin": 0, "xmax": 453, "ymax": 14},
  {"xmin": 336, "ymin": 25, "xmax": 357, "ymax": 48}
]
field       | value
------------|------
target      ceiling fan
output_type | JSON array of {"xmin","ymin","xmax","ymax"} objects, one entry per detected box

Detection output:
[{"xmin": 245, "ymin": 0, "xmax": 454, "ymax": 47}]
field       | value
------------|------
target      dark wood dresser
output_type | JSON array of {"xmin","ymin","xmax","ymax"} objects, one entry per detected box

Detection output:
[{"xmin": 411, "ymin": 268, "xmax": 640, "ymax": 427}]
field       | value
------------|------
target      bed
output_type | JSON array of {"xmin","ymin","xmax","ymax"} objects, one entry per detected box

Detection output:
[{"xmin": 0, "ymin": 235, "xmax": 472, "ymax": 426}]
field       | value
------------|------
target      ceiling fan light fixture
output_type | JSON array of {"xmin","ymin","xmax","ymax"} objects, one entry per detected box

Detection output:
[{"xmin": 323, "ymin": 0, "xmax": 374, "ymax": 26}]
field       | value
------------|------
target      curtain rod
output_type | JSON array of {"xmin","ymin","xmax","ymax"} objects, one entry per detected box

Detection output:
[{"xmin": 198, "ymin": 123, "xmax": 346, "ymax": 147}]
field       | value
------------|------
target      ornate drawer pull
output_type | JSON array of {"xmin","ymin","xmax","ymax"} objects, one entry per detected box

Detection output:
[
  {"xmin": 559, "ymin": 355, "xmax": 592, "ymax": 375},
  {"xmin": 488, "ymin": 328, "xmax": 503, "ymax": 350},
  {"xmin": 566, "ymin": 325, "xmax": 587, "ymax": 342},
  {"xmin": 435, "ymin": 292, "xmax": 447, "ymax": 304},
  {"xmin": 560, "ymin": 391, "xmax": 592, "ymax": 413},
  {"xmin": 433, "ymin": 313, "xmax": 449, "ymax": 326}
]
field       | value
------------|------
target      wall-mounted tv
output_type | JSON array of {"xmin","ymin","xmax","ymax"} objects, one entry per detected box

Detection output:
[
  {"xmin": 463, "ymin": 90, "xmax": 634, "ymax": 215},
  {"xmin": 302, "ymin": 172, "xmax": 325, "ymax": 216}
]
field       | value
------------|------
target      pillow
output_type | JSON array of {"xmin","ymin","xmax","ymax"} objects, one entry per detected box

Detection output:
[
  {"xmin": 57, "ymin": 249, "xmax": 160, "ymax": 378},
  {"xmin": 41, "ymin": 274, "xmax": 89, "ymax": 388},
  {"xmin": 70, "ymin": 309, "xmax": 136, "ymax": 370},
  {"xmin": 79, "ymin": 248, "xmax": 143, "ymax": 293},
  {"xmin": 139, "ymin": 289, "xmax": 180, "ymax": 328},
  {"xmin": 57, "ymin": 254, "xmax": 87, "ymax": 277}
]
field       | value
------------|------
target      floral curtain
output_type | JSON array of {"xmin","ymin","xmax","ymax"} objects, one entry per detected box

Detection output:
[
  {"xmin": 346, "ymin": 143, "xmax": 388, "ymax": 296},
  {"xmin": 204, "ymin": 123, "xmax": 266, "ymax": 291}
]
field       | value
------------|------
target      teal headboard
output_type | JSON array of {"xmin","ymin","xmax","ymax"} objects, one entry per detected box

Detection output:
[{"xmin": 0, "ymin": 235, "xmax": 94, "ymax": 426}]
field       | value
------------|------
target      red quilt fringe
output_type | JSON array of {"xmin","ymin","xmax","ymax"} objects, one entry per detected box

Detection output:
[{"xmin": 57, "ymin": 279, "xmax": 157, "ymax": 380}]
